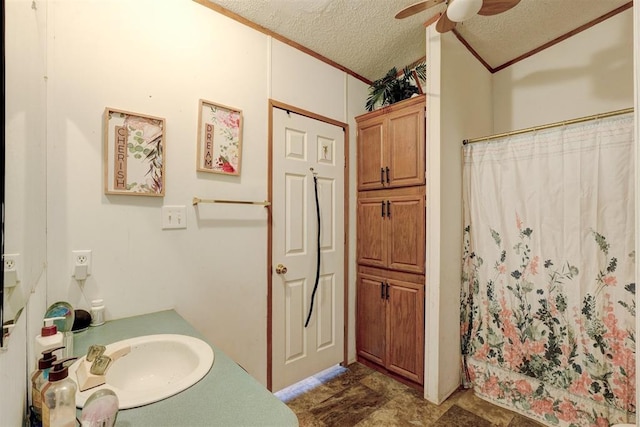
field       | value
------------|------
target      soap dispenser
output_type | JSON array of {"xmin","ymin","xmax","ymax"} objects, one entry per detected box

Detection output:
[
  {"xmin": 30, "ymin": 346, "xmax": 63, "ymax": 423},
  {"xmin": 41, "ymin": 357, "xmax": 77, "ymax": 427},
  {"xmin": 34, "ymin": 317, "xmax": 65, "ymax": 367}
]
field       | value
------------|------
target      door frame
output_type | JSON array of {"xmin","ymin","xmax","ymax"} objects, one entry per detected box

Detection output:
[{"xmin": 267, "ymin": 99, "xmax": 350, "ymax": 391}]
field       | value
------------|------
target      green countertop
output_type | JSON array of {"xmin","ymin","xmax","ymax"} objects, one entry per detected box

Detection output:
[{"xmin": 72, "ymin": 310, "xmax": 298, "ymax": 427}]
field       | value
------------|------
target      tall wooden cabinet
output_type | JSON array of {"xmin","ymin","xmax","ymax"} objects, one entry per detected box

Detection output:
[{"xmin": 356, "ymin": 95, "xmax": 426, "ymax": 389}]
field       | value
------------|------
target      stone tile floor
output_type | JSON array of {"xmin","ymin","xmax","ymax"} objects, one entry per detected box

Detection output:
[{"xmin": 275, "ymin": 362, "xmax": 544, "ymax": 426}]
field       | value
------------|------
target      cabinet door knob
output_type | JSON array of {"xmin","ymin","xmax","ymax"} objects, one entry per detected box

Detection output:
[
  {"xmin": 275, "ymin": 264, "xmax": 288, "ymax": 275},
  {"xmin": 380, "ymin": 168, "xmax": 385, "ymax": 184},
  {"xmin": 380, "ymin": 282, "xmax": 385, "ymax": 299},
  {"xmin": 381, "ymin": 201, "xmax": 386, "ymax": 217},
  {"xmin": 386, "ymin": 201, "xmax": 391, "ymax": 218},
  {"xmin": 385, "ymin": 166, "xmax": 390, "ymax": 184}
]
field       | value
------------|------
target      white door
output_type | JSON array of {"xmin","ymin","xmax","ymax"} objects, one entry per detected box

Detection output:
[{"xmin": 271, "ymin": 107, "xmax": 345, "ymax": 392}]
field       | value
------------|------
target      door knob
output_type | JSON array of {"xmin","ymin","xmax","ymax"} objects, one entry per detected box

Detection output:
[{"xmin": 275, "ymin": 264, "xmax": 288, "ymax": 275}]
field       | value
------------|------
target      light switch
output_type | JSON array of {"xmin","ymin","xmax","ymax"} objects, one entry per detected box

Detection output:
[{"xmin": 162, "ymin": 205, "xmax": 187, "ymax": 229}]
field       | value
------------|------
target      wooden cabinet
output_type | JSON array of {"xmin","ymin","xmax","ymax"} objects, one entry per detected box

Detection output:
[
  {"xmin": 356, "ymin": 272, "xmax": 387, "ymax": 366},
  {"xmin": 356, "ymin": 96, "xmax": 426, "ymax": 388},
  {"xmin": 357, "ymin": 186, "xmax": 425, "ymax": 274},
  {"xmin": 357, "ymin": 95, "xmax": 425, "ymax": 191},
  {"xmin": 356, "ymin": 266, "xmax": 425, "ymax": 385}
]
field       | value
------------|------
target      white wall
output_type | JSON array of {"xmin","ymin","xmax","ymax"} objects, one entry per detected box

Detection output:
[
  {"xmin": 271, "ymin": 39, "xmax": 348, "ymax": 121},
  {"xmin": 346, "ymin": 76, "xmax": 370, "ymax": 362},
  {"xmin": 424, "ymin": 28, "xmax": 493, "ymax": 404},
  {"xmin": 5, "ymin": 0, "xmax": 48, "ymax": 321},
  {"xmin": 43, "ymin": 0, "xmax": 368, "ymax": 386},
  {"xmin": 3, "ymin": 0, "xmax": 49, "ymax": 423},
  {"xmin": 493, "ymin": 9, "xmax": 634, "ymax": 133}
]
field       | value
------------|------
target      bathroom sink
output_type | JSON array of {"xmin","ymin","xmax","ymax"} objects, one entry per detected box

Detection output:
[{"xmin": 69, "ymin": 334, "xmax": 214, "ymax": 409}]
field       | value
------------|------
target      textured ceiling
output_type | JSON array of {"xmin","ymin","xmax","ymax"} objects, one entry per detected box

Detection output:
[
  {"xmin": 205, "ymin": 0, "xmax": 631, "ymax": 82},
  {"xmin": 457, "ymin": 0, "xmax": 630, "ymax": 68}
]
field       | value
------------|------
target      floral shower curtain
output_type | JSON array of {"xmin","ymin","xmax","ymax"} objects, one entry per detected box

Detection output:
[{"xmin": 461, "ymin": 114, "xmax": 635, "ymax": 426}]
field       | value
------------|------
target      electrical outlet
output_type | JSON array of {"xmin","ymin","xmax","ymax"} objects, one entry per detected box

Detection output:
[
  {"xmin": 4, "ymin": 254, "xmax": 18, "ymax": 272},
  {"xmin": 72, "ymin": 250, "xmax": 92, "ymax": 275},
  {"xmin": 3, "ymin": 254, "xmax": 20, "ymax": 287},
  {"xmin": 162, "ymin": 205, "xmax": 187, "ymax": 229}
]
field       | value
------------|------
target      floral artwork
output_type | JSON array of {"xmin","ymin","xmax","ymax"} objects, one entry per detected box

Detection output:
[
  {"xmin": 197, "ymin": 99, "xmax": 243, "ymax": 175},
  {"xmin": 104, "ymin": 108, "xmax": 165, "ymax": 196}
]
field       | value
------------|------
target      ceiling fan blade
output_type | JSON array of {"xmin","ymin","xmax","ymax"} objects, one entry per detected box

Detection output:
[
  {"xmin": 477, "ymin": 0, "xmax": 521, "ymax": 16},
  {"xmin": 395, "ymin": 0, "xmax": 446, "ymax": 19},
  {"xmin": 435, "ymin": 12, "xmax": 457, "ymax": 33}
]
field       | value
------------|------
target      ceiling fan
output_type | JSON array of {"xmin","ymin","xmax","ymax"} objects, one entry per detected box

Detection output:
[{"xmin": 395, "ymin": 0, "xmax": 521, "ymax": 33}]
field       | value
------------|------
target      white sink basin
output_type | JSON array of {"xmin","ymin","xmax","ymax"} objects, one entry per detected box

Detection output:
[{"xmin": 69, "ymin": 334, "xmax": 214, "ymax": 409}]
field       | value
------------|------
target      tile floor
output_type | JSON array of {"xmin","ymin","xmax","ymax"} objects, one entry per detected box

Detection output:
[{"xmin": 276, "ymin": 362, "xmax": 545, "ymax": 426}]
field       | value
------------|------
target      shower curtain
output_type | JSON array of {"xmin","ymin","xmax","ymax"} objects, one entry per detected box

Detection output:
[{"xmin": 461, "ymin": 114, "xmax": 635, "ymax": 426}]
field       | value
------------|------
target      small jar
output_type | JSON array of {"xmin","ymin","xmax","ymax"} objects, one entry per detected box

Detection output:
[{"xmin": 90, "ymin": 299, "xmax": 105, "ymax": 327}]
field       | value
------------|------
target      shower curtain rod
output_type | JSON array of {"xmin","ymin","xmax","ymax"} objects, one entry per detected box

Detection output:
[{"xmin": 462, "ymin": 107, "xmax": 634, "ymax": 145}]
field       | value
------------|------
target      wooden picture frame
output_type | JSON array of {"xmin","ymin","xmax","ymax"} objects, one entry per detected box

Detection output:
[
  {"xmin": 197, "ymin": 99, "xmax": 243, "ymax": 175},
  {"xmin": 104, "ymin": 108, "xmax": 166, "ymax": 197}
]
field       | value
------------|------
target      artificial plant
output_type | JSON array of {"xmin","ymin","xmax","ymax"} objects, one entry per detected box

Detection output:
[{"xmin": 365, "ymin": 62, "xmax": 426, "ymax": 112}]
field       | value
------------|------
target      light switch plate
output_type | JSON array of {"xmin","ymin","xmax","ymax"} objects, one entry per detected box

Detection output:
[{"xmin": 162, "ymin": 205, "xmax": 187, "ymax": 229}]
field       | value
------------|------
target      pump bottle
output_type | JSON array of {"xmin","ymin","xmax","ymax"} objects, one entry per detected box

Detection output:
[
  {"xmin": 34, "ymin": 317, "xmax": 65, "ymax": 368},
  {"xmin": 30, "ymin": 346, "xmax": 63, "ymax": 423},
  {"xmin": 41, "ymin": 357, "xmax": 77, "ymax": 427}
]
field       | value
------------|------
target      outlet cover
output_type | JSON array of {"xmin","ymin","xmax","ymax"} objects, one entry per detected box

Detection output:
[
  {"xmin": 3, "ymin": 254, "xmax": 20, "ymax": 287},
  {"xmin": 162, "ymin": 205, "xmax": 187, "ymax": 229},
  {"xmin": 72, "ymin": 250, "xmax": 92, "ymax": 275}
]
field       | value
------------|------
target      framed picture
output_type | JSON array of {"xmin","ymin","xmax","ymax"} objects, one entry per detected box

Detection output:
[
  {"xmin": 197, "ymin": 99, "xmax": 243, "ymax": 175},
  {"xmin": 103, "ymin": 108, "xmax": 166, "ymax": 197}
]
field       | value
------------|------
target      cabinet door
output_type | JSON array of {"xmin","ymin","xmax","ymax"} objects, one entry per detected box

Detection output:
[
  {"xmin": 387, "ymin": 194, "xmax": 425, "ymax": 274},
  {"xmin": 357, "ymin": 197, "xmax": 387, "ymax": 268},
  {"xmin": 386, "ymin": 279, "xmax": 424, "ymax": 384},
  {"xmin": 357, "ymin": 118, "xmax": 385, "ymax": 190},
  {"xmin": 356, "ymin": 273, "xmax": 386, "ymax": 365},
  {"xmin": 387, "ymin": 103, "xmax": 425, "ymax": 188}
]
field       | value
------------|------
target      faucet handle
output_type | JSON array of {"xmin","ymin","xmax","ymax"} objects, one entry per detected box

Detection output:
[
  {"xmin": 86, "ymin": 344, "xmax": 106, "ymax": 362},
  {"xmin": 89, "ymin": 355, "xmax": 112, "ymax": 375}
]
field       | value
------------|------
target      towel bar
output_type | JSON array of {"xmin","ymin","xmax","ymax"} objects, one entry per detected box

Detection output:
[{"xmin": 192, "ymin": 197, "xmax": 271, "ymax": 207}]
